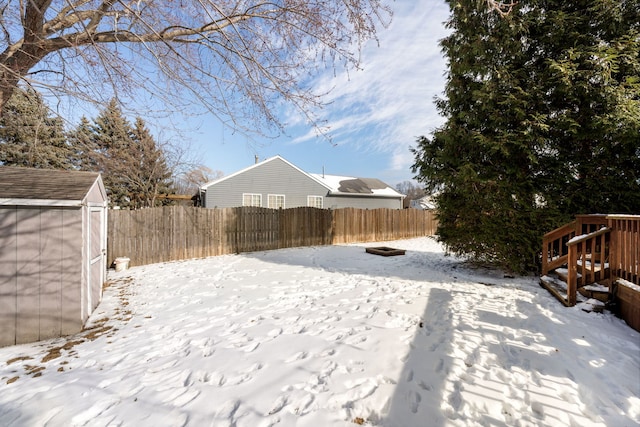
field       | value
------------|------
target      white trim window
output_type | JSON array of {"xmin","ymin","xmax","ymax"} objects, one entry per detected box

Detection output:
[
  {"xmin": 307, "ymin": 195, "xmax": 323, "ymax": 208},
  {"xmin": 243, "ymin": 193, "xmax": 262, "ymax": 207},
  {"xmin": 268, "ymin": 194, "xmax": 285, "ymax": 209}
]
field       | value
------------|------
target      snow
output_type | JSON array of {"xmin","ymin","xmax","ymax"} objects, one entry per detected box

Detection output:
[
  {"xmin": 309, "ymin": 173, "xmax": 402, "ymax": 197},
  {"xmin": 566, "ymin": 227, "xmax": 609, "ymax": 245},
  {"xmin": 618, "ymin": 278, "xmax": 640, "ymax": 293},
  {"xmin": 583, "ymin": 283, "xmax": 610, "ymax": 293},
  {"xmin": 1, "ymin": 237, "xmax": 639, "ymax": 427}
]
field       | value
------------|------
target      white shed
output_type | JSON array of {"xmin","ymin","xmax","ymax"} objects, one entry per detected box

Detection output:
[{"xmin": 0, "ymin": 167, "xmax": 108, "ymax": 347}]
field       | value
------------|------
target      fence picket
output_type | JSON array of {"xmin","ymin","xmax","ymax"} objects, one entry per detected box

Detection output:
[{"xmin": 107, "ymin": 206, "xmax": 438, "ymax": 267}]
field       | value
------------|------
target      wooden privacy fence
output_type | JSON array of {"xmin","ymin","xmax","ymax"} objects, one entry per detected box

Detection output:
[{"xmin": 108, "ymin": 206, "xmax": 438, "ymax": 267}]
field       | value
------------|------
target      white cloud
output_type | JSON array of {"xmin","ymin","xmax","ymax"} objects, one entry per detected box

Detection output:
[{"xmin": 292, "ymin": 0, "xmax": 451, "ymax": 178}]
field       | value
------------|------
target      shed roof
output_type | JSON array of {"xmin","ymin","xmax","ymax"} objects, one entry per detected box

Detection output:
[{"xmin": 0, "ymin": 167, "xmax": 101, "ymax": 201}]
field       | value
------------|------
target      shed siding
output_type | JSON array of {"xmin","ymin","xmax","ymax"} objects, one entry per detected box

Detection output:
[
  {"xmin": 86, "ymin": 179, "xmax": 107, "ymax": 204},
  {"xmin": 16, "ymin": 208, "xmax": 41, "ymax": 344},
  {"xmin": 0, "ymin": 169, "xmax": 107, "ymax": 348},
  {"xmin": 39, "ymin": 209, "xmax": 63, "ymax": 340},
  {"xmin": 205, "ymin": 158, "xmax": 329, "ymax": 208},
  {"xmin": 61, "ymin": 209, "xmax": 83, "ymax": 335},
  {"xmin": 0, "ymin": 208, "xmax": 17, "ymax": 347},
  {"xmin": 0, "ymin": 206, "xmax": 84, "ymax": 347}
]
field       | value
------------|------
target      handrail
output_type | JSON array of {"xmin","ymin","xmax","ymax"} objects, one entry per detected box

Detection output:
[
  {"xmin": 567, "ymin": 227, "xmax": 611, "ymax": 247},
  {"xmin": 542, "ymin": 216, "xmax": 609, "ymax": 276},
  {"xmin": 543, "ymin": 220, "xmax": 576, "ymax": 240},
  {"xmin": 542, "ymin": 214, "xmax": 637, "ymax": 307},
  {"xmin": 542, "ymin": 220, "xmax": 576, "ymax": 275},
  {"xmin": 566, "ymin": 228, "xmax": 611, "ymax": 306}
]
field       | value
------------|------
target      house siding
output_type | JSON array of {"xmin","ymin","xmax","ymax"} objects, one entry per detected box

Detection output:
[
  {"xmin": 325, "ymin": 195, "xmax": 402, "ymax": 210},
  {"xmin": 204, "ymin": 158, "xmax": 330, "ymax": 208}
]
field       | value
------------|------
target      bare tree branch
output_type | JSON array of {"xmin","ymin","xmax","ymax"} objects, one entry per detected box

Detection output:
[
  {"xmin": 486, "ymin": 0, "xmax": 518, "ymax": 17},
  {"xmin": 0, "ymin": 1, "xmax": 392, "ymax": 137}
]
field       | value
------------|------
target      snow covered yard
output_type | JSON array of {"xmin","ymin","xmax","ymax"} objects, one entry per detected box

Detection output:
[{"xmin": 1, "ymin": 237, "xmax": 639, "ymax": 427}]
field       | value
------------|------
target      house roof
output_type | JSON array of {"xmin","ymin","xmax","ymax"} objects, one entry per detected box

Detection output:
[
  {"xmin": 201, "ymin": 155, "xmax": 404, "ymax": 199},
  {"xmin": 0, "ymin": 167, "xmax": 102, "ymax": 202},
  {"xmin": 310, "ymin": 174, "xmax": 403, "ymax": 198},
  {"xmin": 410, "ymin": 194, "xmax": 436, "ymax": 210},
  {"xmin": 200, "ymin": 155, "xmax": 330, "ymax": 190}
]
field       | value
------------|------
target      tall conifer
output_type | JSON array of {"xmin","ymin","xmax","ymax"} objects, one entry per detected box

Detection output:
[
  {"xmin": 71, "ymin": 100, "xmax": 175, "ymax": 208},
  {"xmin": 412, "ymin": 1, "xmax": 640, "ymax": 272},
  {"xmin": 0, "ymin": 88, "xmax": 73, "ymax": 169},
  {"xmin": 128, "ymin": 117, "xmax": 175, "ymax": 208}
]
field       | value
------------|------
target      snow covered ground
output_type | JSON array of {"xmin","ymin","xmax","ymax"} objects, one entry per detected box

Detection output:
[{"xmin": 1, "ymin": 237, "xmax": 639, "ymax": 427}]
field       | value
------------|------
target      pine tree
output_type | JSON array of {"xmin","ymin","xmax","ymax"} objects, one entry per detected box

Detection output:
[
  {"xmin": 83, "ymin": 99, "xmax": 136, "ymax": 207},
  {"xmin": 69, "ymin": 116, "xmax": 98, "ymax": 170},
  {"xmin": 412, "ymin": 1, "xmax": 640, "ymax": 272},
  {"xmin": 128, "ymin": 117, "xmax": 175, "ymax": 209},
  {"xmin": 0, "ymin": 87, "xmax": 74, "ymax": 169},
  {"xmin": 70, "ymin": 100, "xmax": 176, "ymax": 208}
]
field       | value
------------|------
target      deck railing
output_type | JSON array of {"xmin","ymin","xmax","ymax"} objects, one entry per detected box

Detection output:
[
  {"xmin": 542, "ymin": 215, "xmax": 608, "ymax": 276},
  {"xmin": 608, "ymin": 215, "xmax": 640, "ymax": 286},
  {"xmin": 542, "ymin": 214, "xmax": 639, "ymax": 307},
  {"xmin": 566, "ymin": 227, "xmax": 611, "ymax": 306}
]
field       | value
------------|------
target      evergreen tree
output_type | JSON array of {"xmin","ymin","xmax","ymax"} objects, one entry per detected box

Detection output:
[
  {"xmin": 128, "ymin": 118, "xmax": 175, "ymax": 209},
  {"xmin": 0, "ymin": 87, "xmax": 74, "ymax": 169},
  {"xmin": 412, "ymin": 1, "xmax": 640, "ymax": 272},
  {"xmin": 69, "ymin": 116, "xmax": 99, "ymax": 170},
  {"xmin": 71, "ymin": 100, "xmax": 175, "ymax": 208},
  {"xmin": 83, "ymin": 99, "xmax": 136, "ymax": 207}
]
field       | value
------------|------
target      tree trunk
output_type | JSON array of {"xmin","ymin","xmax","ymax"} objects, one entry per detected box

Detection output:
[
  {"xmin": 0, "ymin": 0, "xmax": 53, "ymax": 115},
  {"xmin": 0, "ymin": 51, "xmax": 43, "ymax": 116}
]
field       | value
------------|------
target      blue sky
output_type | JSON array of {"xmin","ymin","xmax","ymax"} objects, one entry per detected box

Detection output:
[{"xmin": 181, "ymin": 0, "xmax": 451, "ymax": 187}]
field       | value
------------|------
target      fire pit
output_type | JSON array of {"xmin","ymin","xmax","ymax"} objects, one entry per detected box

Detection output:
[{"xmin": 365, "ymin": 246, "xmax": 406, "ymax": 257}]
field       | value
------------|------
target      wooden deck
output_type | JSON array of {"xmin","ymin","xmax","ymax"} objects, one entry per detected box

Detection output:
[{"xmin": 541, "ymin": 215, "xmax": 640, "ymax": 331}]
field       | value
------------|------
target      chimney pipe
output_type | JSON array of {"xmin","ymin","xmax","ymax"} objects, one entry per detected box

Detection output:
[{"xmin": 254, "ymin": 155, "xmax": 259, "ymax": 164}]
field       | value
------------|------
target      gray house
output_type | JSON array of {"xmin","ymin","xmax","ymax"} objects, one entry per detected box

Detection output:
[
  {"xmin": 200, "ymin": 156, "xmax": 404, "ymax": 209},
  {"xmin": 0, "ymin": 167, "xmax": 108, "ymax": 347}
]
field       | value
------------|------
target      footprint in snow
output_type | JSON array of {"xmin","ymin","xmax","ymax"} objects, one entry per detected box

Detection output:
[
  {"xmin": 267, "ymin": 395, "xmax": 288, "ymax": 415},
  {"xmin": 242, "ymin": 341, "xmax": 260, "ymax": 353},
  {"xmin": 98, "ymin": 375, "xmax": 124, "ymax": 389},
  {"xmin": 159, "ymin": 387, "xmax": 200, "ymax": 407},
  {"xmin": 267, "ymin": 328, "xmax": 283, "ymax": 338},
  {"xmin": 225, "ymin": 373, "xmax": 252, "ymax": 386},
  {"xmin": 406, "ymin": 369, "xmax": 414, "ymax": 382},
  {"xmin": 71, "ymin": 398, "xmax": 119, "ymax": 426},
  {"xmin": 207, "ymin": 371, "xmax": 225, "ymax": 386},
  {"xmin": 417, "ymin": 380, "xmax": 432, "ymax": 391},
  {"xmin": 214, "ymin": 399, "xmax": 240, "ymax": 426},
  {"xmin": 345, "ymin": 335, "xmax": 367, "ymax": 346},
  {"xmin": 409, "ymin": 390, "xmax": 422, "ymax": 413},
  {"xmin": 285, "ymin": 351, "xmax": 308, "ymax": 363}
]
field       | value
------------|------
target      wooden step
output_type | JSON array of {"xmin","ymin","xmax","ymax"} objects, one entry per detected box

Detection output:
[
  {"xmin": 540, "ymin": 272, "xmax": 581, "ymax": 307},
  {"xmin": 554, "ymin": 267, "xmax": 579, "ymax": 283},
  {"xmin": 578, "ymin": 283, "xmax": 611, "ymax": 303}
]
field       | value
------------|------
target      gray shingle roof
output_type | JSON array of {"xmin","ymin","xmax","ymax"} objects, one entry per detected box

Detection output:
[{"xmin": 0, "ymin": 167, "xmax": 100, "ymax": 200}]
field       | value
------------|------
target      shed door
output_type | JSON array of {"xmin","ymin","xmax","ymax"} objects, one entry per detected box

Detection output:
[{"xmin": 88, "ymin": 206, "xmax": 106, "ymax": 312}]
